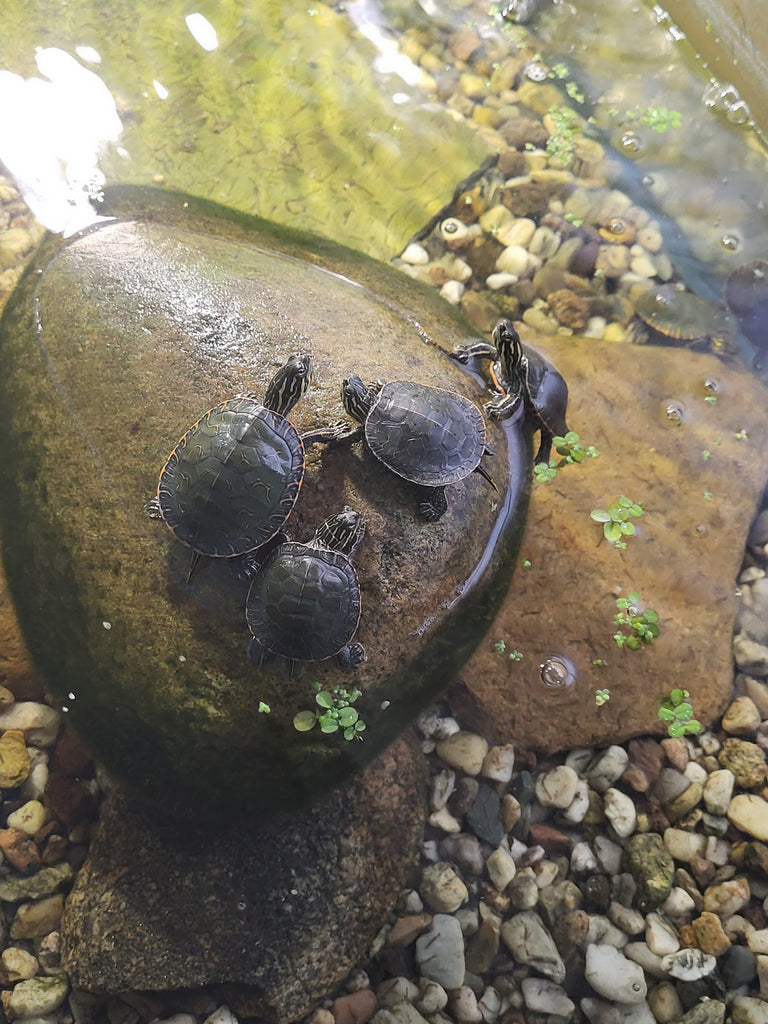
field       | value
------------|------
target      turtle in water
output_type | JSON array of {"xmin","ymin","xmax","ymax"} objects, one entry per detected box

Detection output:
[
  {"xmin": 452, "ymin": 319, "xmax": 569, "ymax": 465},
  {"xmin": 246, "ymin": 506, "xmax": 367, "ymax": 673},
  {"xmin": 307, "ymin": 376, "xmax": 495, "ymax": 521},
  {"xmin": 632, "ymin": 284, "xmax": 736, "ymax": 354},
  {"xmin": 147, "ymin": 351, "xmax": 313, "ymax": 580}
]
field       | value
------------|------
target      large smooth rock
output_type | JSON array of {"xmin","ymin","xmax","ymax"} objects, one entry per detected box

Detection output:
[
  {"xmin": 449, "ymin": 331, "xmax": 768, "ymax": 752},
  {"xmin": 0, "ymin": 187, "xmax": 529, "ymax": 819},
  {"xmin": 62, "ymin": 733, "xmax": 426, "ymax": 1022}
]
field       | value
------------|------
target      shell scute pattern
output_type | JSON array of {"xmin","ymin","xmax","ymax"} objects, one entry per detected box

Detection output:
[
  {"xmin": 247, "ymin": 544, "xmax": 361, "ymax": 662},
  {"xmin": 366, "ymin": 381, "xmax": 487, "ymax": 488},
  {"xmin": 158, "ymin": 397, "xmax": 303, "ymax": 557}
]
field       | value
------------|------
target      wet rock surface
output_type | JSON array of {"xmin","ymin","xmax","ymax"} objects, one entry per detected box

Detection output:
[
  {"xmin": 62, "ymin": 736, "xmax": 426, "ymax": 1023},
  {"xmin": 0, "ymin": 187, "xmax": 528, "ymax": 819},
  {"xmin": 449, "ymin": 333, "xmax": 768, "ymax": 752}
]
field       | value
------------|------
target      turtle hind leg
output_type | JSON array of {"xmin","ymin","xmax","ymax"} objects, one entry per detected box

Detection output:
[
  {"xmin": 145, "ymin": 496, "xmax": 164, "ymax": 520},
  {"xmin": 337, "ymin": 643, "xmax": 367, "ymax": 670},
  {"xmin": 186, "ymin": 550, "xmax": 204, "ymax": 584},
  {"xmin": 248, "ymin": 637, "xmax": 275, "ymax": 667},
  {"xmin": 535, "ymin": 428, "xmax": 555, "ymax": 465},
  {"xmin": 473, "ymin": 458, "xmax": 497, "ymax": 493},
  {"xmin": 417, "ymin": 486, "xmax": 448, "ymax": 522}
]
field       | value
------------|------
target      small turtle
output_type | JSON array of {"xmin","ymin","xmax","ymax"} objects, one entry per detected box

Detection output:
[
  {"xmin": 246, "ymin": 506, "xmax": 367, "ymax": 672},
  {"xmin": 308, "ymin": 376, "xmax": 495, "ymax": 521},
  {"xmin": 633, "ymin": 284, "xmax": 736, "ymax": 354},
  {"xmin": 452, "ymin": 319, "xmax": 569, "ymax": 465},
  {"xmin": 147, "ymin": 352, "xmax": 312, "ymax": 579}
]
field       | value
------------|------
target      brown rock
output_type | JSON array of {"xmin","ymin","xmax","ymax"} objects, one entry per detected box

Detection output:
[
  {"xmin": 689, "ymin": 855, "xmax": 717, "ymax": 889},
  {"xmin": 0, "ymin": 730, "xmax": 29, "ymax": 787},
  {"xmin": 719, "ymin": 739, "xmax": 768, "ymax": 788},
  {"xmin": 691, "ymin": 911, "xmax": 731, "ymax": 956},
  {"xmin": 465, "ymin": 910, "xmax": 501, "ymax": 973},
  {"xmin": 551, "ymin": 908, "xmax": 589, "ymax": 957},
  {"xmin": 528, "ymin": 823, "xmax": 572, "ymax": 854},
  {"xmin": 61, "ymin": 735, "xmax": 426, "ymax": 1024},
  {"xmin": 52, "ymin": 726, "xmax": 93, "ymax": 779},
  {"xmin": 331, "ymin": 989, "xmax": 376, "ymax": 1024},
  {"xmin": 722, "ymin": 696, "xmax": 762, "ymax": 735},
  {"xmin": 742, "ymin": 841, "xmax": 768, "ymax": 876},
  {"xmin": 385, "ymin": 914, "xmax": 432, "ymax": 948},
  {"xmin": 43, "ymin": 771, "xmax": 95, "ymax": 828},
  {"xmin": 10, "ymin": 894, "xmax": 64, "ymax": 939},
  {"xmin": 449, "ymin": 335, "xmax": 768, "ymax": 753},
  {"xmin": 0, "ymin": 828, "xmax": 40, "ymax": 875},
  {"xmin": 547, "ymin": 289, "xmax": 590, "ymax": 331},
  {"xmin": 623, "ymin": 738, "xmax": 664, "ymax": 792},
  {"xmin": 661, "ymin": 737, "xmax": 691, "ymax": 771}
]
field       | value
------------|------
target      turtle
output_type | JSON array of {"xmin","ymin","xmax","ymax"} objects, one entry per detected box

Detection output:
[
  {"xmin": 146, "ymin": 351, "xmax": 313, "ymax": 579},
  {"xmin": 632, "ymin": 284, "xmax": 736, "ymax": 354},
  {"xmin": 246, "ymin": 506, "xmax": 367, "ymax": 672},
  {"xmin": 452, "ymin": 319, "xmax": 569, "ymax": 465},
  {"xmin": 307, "ymin": 376, "xmax": 496, "ymax": 521}
]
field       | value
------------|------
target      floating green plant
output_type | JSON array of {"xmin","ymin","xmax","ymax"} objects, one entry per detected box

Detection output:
[
  {"xmin": 658, "ymin": 688, "xmax": 701, "ymax": 738},
  {"xmin": 590, "ymin": 496, "xmax": 644, "ymax": 548},
  {"xmin": 534, "ymin": 432, "xmax": 599, "ymax": 483},
  {"xmin": 594, "ymin": 688, "xmax": 610, "ymax": 706},
  {"xmin": 293, "ymin": 681, "xmax": 366, "ymax": 741},
  {"xmin": 613, "ymin": 591, "xmax": 660, "ymax": 650}
]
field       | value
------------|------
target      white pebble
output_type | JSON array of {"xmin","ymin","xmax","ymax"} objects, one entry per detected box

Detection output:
[
  {"xmin": 497, "ymin": 217, "xmax": 536, "ymax": 248},
  {"xmin": 664, "ymin": 827, "xmax": 707, "ymax": 862},
  {"xmin": 486, "ymin": 271, "xmax": 518, "ymax": 290},
  {"xmin": 585, "ymin": 746, "xmax": 629, "ymax": 792},
  {"xmin": 660, "ymin": 948, "xmax": 716, "ymax": 980},
  {"xmin": 703, "ymin": 769, "xmax": 735, "ymax": 816},
  {"xmin": 428, "ymin": 807, "xmax": 461, "ymax": 833},
  {"xmin": 400, "ymin": 242, "xmax": 429, "ymax": 265},
  {"xmin": 604, "ymin": 787, "xmax": 637, "ymax": 837},
  {"xmin": 0, "ymin": 703, "xmax": 61, "ymax": 747},
  {"xmin": 535, "ymin": 765, "xmax": 579, "ymax": 808},
  {"xmin": 585, "ymin": 944, "xmax": 647, "ymax": 1003},
  {"xmin": 521, "ymin": 977, "xmax": 575, "ymax": 1016},
  {"xmin": 496, "ymin": 245, "xmax": 533, "ymax": 277},
  {"xmin": 440, "ymin": 279, "xmax": 464, "ymax": 305},
  {"xmin": 481, "ymin": 744, "xmax": 515, "ymax": 783},
  {"xmin": 486, "ymin": 846, "xmax": 517, "ymax": 891},
  {"xmin": 7, "ymin": 800, "xmax": 46, "ymax": 835},
  {"xmin": 561, "ymin": 779, "xmax": 590, "ymax": 823},
  {"xmin": 645, "ymin": 912, "xmax": 680, "ymax": 956}
]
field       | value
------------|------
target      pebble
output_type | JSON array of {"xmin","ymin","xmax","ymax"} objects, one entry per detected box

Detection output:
[
  {"xmin": 661, "ymin": 947, "xmax": 717, "ymax": 980},
  {"xmin": 603, "ymin": 787, "xmax": 637, "ymax": 837},
  {"xmin": 664, "ymin": 827, "xmax": 707, "ymax": 862},
  {"xmin": 420, "ymin": 863, "xmax": 468, "ymax": 913},
  {"xmin": 435, "ymin": 733, "xmax": 488, "ymax": 775},
  {"xmin": 1, "ymin": 974, "xmax": 69, "ymax": 1020},
  {"xmin": 731, "ymin": 997, "xmax": 768, "ymax": 1024},
  {"xmin": 0, "ymin": 730, "xmax": 30, "ymax": 787},
  {"xmin": 585, "ymin": 746, "xmax": 629, "ymax": 792},
  {"xmin": 413, "ymin": 979, "xmax": 446, "ymax": 1016},
  {"xmin": 723, "ymin": 696, "xmax": 762, "ymax": 734},
  {"xmin": 400, "ymin": 243, "xmax": 429, "ymax": 265},
  {"xmin": 534, "ymin": 765, "xmax": 578, "ymax": 808},
  {"xmin": 645, "ymin": 912, "xmax": 680, "ymax": 956},
  {"xmin": 500, "ymin": 911, "xmax": 565, "ymax": 982},
  {"xmin": 414, "ymin": 914, "xmax": 465, "ymax": 990},
  {"xmin": 704, "ymin": 769, "xmax": 735, "ymax": 815},
  {"xmin": 520, "ymin": 977, "xmax": 574, "ymax": 1016},
  {"xmin": 486, "ymin": 846, "xmax": 516, "ymax": 891},
  {"xmin": 480, "ymin": 744, "xmax": 515, "ymax": 783},
  {"xmin": 729, "ymin": 794, "xmax": 768, "ymax": 840},
  {"xmin": 6, "ymin": 800, "xmax": 46, "ymax": 835},
  {"xmin": 703, "ymin": 877, "xmax": 751, "ymax": 917},
  {"xmin": 0, "ymin": 704, "xmax": 61, "ymax": 746},
  {"xmin": 585, "ymin": 943, "xmax": 647, "ymax": 1003}
]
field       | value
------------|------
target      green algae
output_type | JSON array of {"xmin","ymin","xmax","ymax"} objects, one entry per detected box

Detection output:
[{"xmin": 0, "ymin": 0, "xmax": 486, "ymax": 260}]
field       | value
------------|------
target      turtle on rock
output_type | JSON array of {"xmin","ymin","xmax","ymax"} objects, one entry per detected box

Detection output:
[
  {"xmin": 246, "ymin": 506, "xmax": 367, "ymax": 673},
  {"xmin": 452, "ymin": 319, "xmax": 569, "ymax": 465},
  {"xmin": 307, "ymin": 376, "xmax": 496, "ymax": 521},
  {"xmin": 147, "ymin": 352, "xmax": 313, "ymax": 580}
]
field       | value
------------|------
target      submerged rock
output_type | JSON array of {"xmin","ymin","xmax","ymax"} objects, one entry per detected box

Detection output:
[
  {"xmin": 62, "ymin": 734, "xmax": 426, "ymax": 1023},
  {"xmin": 449, "ymin": 332, "xmax": 768, "ymax": 752},
  {"xmin": 0, "ymin": 187, "xmax": 530, "ymax": 819}
]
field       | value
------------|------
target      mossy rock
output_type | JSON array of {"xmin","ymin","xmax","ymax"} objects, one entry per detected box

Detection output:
[{"xmin": 0, "ymin": 186, "xmax": 530, "ymax": 819}]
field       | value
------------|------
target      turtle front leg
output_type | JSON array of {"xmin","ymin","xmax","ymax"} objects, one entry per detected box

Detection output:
[
  {"xmin": 485, "ymin": 392, "xmax": 524, "ymax": 422},
  {"xmin": 145, "ymin": 496, "xmax": 163, "ymax": 520},
  {"xmin": 417, "ymin": 486, "xmax": 449, "ymax": 522},
  {"xmin": 337, "ymin": 642, "xmax": 367, "ymax": 670},
  {"xmin": 301, "ymin": 422, "xmax": 364, "ymax": 449}
]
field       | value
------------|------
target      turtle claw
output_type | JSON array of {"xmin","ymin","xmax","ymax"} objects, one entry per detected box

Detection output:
[
  {"xmin": 144, "ymin": 496, "xmax": 164, "ymax": 521},
  {"xmin": 338, "ymin": 642, "xmax": 367, "ymax": 670},
  {"xmin": 418, "ymin": 486, "xmax": 448, "ymax": 522}
]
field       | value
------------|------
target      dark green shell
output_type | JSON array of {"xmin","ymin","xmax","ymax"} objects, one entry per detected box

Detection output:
[
  {"xmin": 158, "ymin": 397, "xmax": 304, "ymax": 557},
  {"xmin": 246, "ymin": 542, "xmax": 361, "ymax": 661},
  {"xmin": 365, "ymin": 380, "xmax": 486, "ymax": 487}
]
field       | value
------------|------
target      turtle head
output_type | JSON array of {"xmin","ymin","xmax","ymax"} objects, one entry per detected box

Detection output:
[
  {"xmin": 340, "ymin": 375, "xmax": 381, "ymax": 424},
  {"xmin": 314, "ymin": 506, "xmax": 366, "ymax": 557},
  {"xmin": 264, "ymin": 351, "xmax": 313, "ymax": 416},
  {"xmin": 492, "ymin": 320, "xmax": 524, "ymax": 386}
]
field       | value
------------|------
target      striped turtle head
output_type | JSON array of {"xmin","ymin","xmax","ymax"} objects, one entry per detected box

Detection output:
[
  {"xmin": 340, "ymin": 375, "xmax": 382, "ymax": 424},
  {"xmin": 313, "ymin": 506, "xmax": 366, "ymax": 557},
  {"xmin": 263, "ymin": 351, "xmax": 313, "ymax": 416}
]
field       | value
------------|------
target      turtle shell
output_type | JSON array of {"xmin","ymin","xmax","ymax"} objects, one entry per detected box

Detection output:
[
  {"xmin": 246, "ymin": 542, "xmax": 361, "ymax": 661},
  {"xmin": 365, "ymin": 380, "xmax": 486, "ymax": 487},
  {"xmin": 158, "ymin": 396, "xmax": 304, "ymax": 557},
  {"xmin": 522, "ymin": 347, "xmax": 569, "ymax": 435}
]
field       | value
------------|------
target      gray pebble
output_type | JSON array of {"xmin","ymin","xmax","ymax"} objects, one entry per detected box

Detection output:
[
  {"xmin": 500, "ymin": 911, "xmax": 565, "ymax": 982},
  {"xmin": 415, "ymin": 914, "xmax": 465, "ymax": 990}
]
